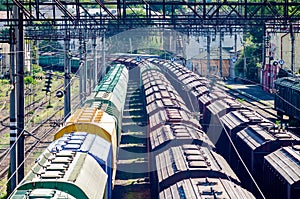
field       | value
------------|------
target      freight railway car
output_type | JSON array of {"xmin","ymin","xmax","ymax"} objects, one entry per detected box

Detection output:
[
  {"xmin": 274, "ymin": 77, "xmax": 300, "ymax": 121},
  {"xmin": 219, "ymin": 109, "xmax": 273, "ymax": 161},
  {"xmin": 10, "ymin": 150, "xmax": 108, "ymax": 199},
  {"xmin": 140, "ymin": 62, "xmax": 213, "ymax": 151},
  {"xmin": 146, "ymin": 58, "xmax": 300, "ymax": 198},
  {"xmin": 197, "ymin": 89, "xmax": 230, "ymax": 124},
  {"xmin": 148, "ymin": 59, "xmax": 231, "ymax": 123},
  {"xmin": 264, "ymin": 145, "xmax": 300, "ymax": 199},
  {"xmin": 159, "ymin": 178, "xmax": 255, "ymax": 199},
  {"xmin": 86, "ymin": 63, "xmax": 128, "ymax": 145},
  {"xmin": 154, "ymin": 60, "xmax": 210, "ymax": 114},
  {"xmin": 137, "ymin": 60, "xmax": 255, "ymax": 198},
  {"xmin": 9, "ymin": 64, "xmax": 128, "ymax": 199},
  {"xmin": 39, "ymin": 54, "xmax": 81, "ymax": 72},
  {"xmin": 9, "ymin": 108, "xmax": 116, "ymax": 199},
  {"xmin": 235, "ymin": 125, "xmax": 300, "ymax": 191},
  {"xmin": 155, "ymin": 144, "xmax": 240, "ymax": 191},
  {"xmin": 204, "ymin": 98, "xmax": 245, "ymax": 145}
]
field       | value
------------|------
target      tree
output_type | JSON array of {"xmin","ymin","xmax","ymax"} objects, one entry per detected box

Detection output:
[{"xmin": 235, "ymin": 27, "xmax": 263, "ymax": 83}]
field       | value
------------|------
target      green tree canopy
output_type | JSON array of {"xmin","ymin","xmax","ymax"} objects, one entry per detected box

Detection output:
[{"xmin": 235, "ymin": 28, "xmax": 263, "ymax": 83}]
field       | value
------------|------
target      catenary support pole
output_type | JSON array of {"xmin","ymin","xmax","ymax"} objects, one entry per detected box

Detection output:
[
  {"xmin": 207, "ymin": 34, "xmax": 210, "ymax": 77},
  {"xmin": 16, "ymin": 7, "xmax": 25, "ymax": 184},
  {"xmin": 219, "ymin": 30, "xmax": 223, "ymax": 78},
  {"xmin": 83, "ymin": 40, "xmax": 87, "ymax": 101},
  {"xmin": 93, "ymin": 36, "xmax": 97, "ymax": 88},
  {"xmin": 79, "ymin": 31, "xmax": 83, "ymax": 106},
  {"xmin": 64, "ymin": 26, "xmax": 71, "ymax": 121},
  {"xmin": 9, "ymin": 24, "xmax": 17, "ymax": 193},
  {"xmin": 101, "ymin": 36, "xmax": 106, "ymax": 78},
  {"xmin": 290, "ymin": 24, "xmax": 295, "ymax": 73}
]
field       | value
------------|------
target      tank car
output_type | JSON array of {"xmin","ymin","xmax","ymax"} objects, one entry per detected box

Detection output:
[
  {"xmin": 86, "ymin": 63, "xmax": 128, "ymax": 145},
  {"xmin": 9, "ymin": 63, "xmax": 128, "ymax": 199}
]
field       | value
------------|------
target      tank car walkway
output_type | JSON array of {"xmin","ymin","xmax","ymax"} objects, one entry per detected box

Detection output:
[{"xmin": 112, "ymin": 67, "xmax": 150, "ymax": 199}]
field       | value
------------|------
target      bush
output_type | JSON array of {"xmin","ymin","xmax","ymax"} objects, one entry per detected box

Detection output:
[
  {"xmin": 32, "ymin": 64, "xmax": 43, "ymax": 74},
  {"xmin": 24, "ymin": 76, "xmax": 35, "ymax": 85},
  {"xmin": 0, "ymin": 79, "xmax": 9, "ymax": 84}
]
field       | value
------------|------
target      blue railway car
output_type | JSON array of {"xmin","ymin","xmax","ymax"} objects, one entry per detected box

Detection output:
[{"xmin": 49, "ymin": 132, "xmax": 113, "ymax": 199}]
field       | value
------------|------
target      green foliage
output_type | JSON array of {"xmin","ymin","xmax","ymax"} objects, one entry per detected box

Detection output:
[
  {"xmin": 24, "ymin": 76, "xmax": 35, "ymax": 85},
  {"xmin": 235, "ymin": 27, "xmax": 263, "ymax": 83},
  {"xmin": 126, "ymin": 8, "xmax": 145, "ymax": 17},
  {"xmin": 32, "ymin": 64, "xmax": 43, "ymax": 74},
  {"xmin": 0, "ymin": 79, "xmax": 10, "ymax": 84}
]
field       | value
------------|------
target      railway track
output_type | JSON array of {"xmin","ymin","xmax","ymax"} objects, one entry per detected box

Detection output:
[
  {"xmin": 215, "ymin": 81, "xmax": 280, "ymax": 122},
  {"xmin": 0, "ymin": 82, "xmax": 65, "ymax": 134},
  {"xmin": 0, "ymin": 92, "xmax": 80, "ymax": 182},
  {"xmin": 0, "ymin": 106, "xmax": 63, "ymax": 181},
  {"xmin": 113, "ymin": 67, "xmax": 150, "ymax": 199}
]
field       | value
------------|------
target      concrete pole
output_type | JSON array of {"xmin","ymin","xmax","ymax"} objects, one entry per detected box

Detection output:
[
  {"xmin": 290, "ymin": 24, "xmax": 295, "ymax": 73},
  {"xmin": 101, "ymin": 36, "xmax": 106, "ymax": 78},
  {"xmin": 261, "ymin": 25, "xmax": 265, "ymax": 85},
  {"xmin": 207, "ymin": 34, "xmax": 211, "ymax": 77},
  {"xmin": 243, "ymin": 43, "xmax": 247, "ymax": 78},
  {"xmin": 93, "ymin": 37, "xmax": 97, "ymax": 89},
  {"xmin": 9, "ymin": 25, "xmax": 17, "ymax": 193},
  {"xmin": 230, "ymin": 33, "xmax": 237, "ymax": 79},
  {"xmin": 87, "ymin": 39, "xmax": 92, "ymax": 95},
  {"xmin": 36, "ymin": 40, "xmax": 39, "ymax": 68},
  {"xmin": 83, "ymin": 40, "xmax": 87, "ymax": 100},
  {"xmin": 97, "ymin": 36, "xmax": 101, "ymax": 80},
  {"xmin": 129, "ymin": 37, "xmax": 132, "ymax": 54},
  {"xmin": 79, "ymin": 31, "xmax": 83, "ymax": 106},
  {"xmin": 16, "ymin": 7, "xmax": 25, "ymax": 183},
  {"xmin": 219, "ymin": 30, "xmax": 223, "ymax": 78},
  {"xmin": 64, "ymin": 28, "xmax": 71, "ymax": 121}
]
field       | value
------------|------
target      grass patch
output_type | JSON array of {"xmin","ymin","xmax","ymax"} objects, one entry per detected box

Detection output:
[
  {"xmin": 0, "ymin": 133, "xmax": 10, "ymax": 149},
  {"xmin": 0, "ymin": 184, "xmax": 7, "ymax": 199}
]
